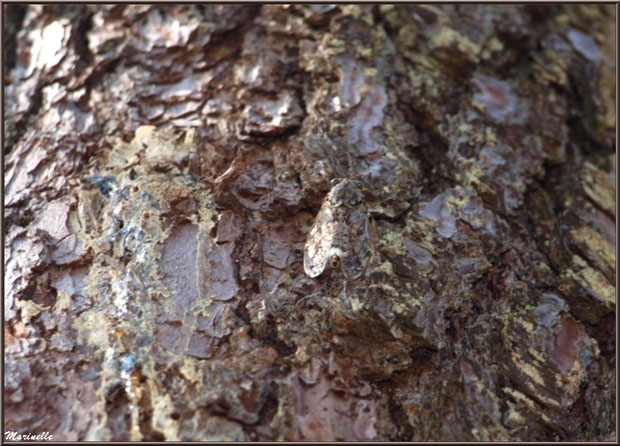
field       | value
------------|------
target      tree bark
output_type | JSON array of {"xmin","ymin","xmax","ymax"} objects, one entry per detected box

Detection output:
[{"xmin": 4, "ymin": 4, "xmax": 615, "ymax": 441}]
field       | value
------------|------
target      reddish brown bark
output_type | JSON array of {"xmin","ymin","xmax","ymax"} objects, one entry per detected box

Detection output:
[{"xmin": 4, "ymin": 4, "xmax": 615, "ymax": 441}]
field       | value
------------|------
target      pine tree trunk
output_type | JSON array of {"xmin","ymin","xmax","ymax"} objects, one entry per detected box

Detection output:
[{"xmin": 4, "ymin": 4, "xmax": 615, "ymax": 441}]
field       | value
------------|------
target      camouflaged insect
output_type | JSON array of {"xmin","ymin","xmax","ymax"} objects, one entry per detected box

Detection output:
[{"xmin": 304, "ymin": 178, "xmax": 371, "ymax": 279}]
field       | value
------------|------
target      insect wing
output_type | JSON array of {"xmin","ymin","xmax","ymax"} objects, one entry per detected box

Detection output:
[
  {"xmin": 341, "ymin": 203, "xmax": 371, "ymax": 279},
  {"xmin": 303, "ymin": 202, "xmax": 336, "ymax": 278}
]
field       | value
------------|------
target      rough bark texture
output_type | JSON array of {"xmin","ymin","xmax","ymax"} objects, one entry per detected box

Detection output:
[{"xmin": 3, "ymin": 4, "xmax": 615, "ymax": 442}]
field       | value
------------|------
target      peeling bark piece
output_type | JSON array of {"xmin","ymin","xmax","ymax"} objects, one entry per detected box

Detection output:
[
  {"xmin": 181, "ymin": 413, "xmax": 249, "ymax": 441},
  {"xmin": 558, "ymin": 254, "xmax": 615, "ymax": 324},
  {"xmin": 284, "ymin": 373, "xmax": 378, "ymax": 441},
  {"xmin": 348, "ymin": 85, "xmax": 388, "ymax": 155},
  {"xmin": 579, "ymin": 161, "xmax": 615, "ymax": 217},
  {"xmin": 473, "ymin": 74, "xmax": 526, "ymax": 124},
  {"xmin": 500, "ymin": 304, "xmax": 598, "ymax": 412},
  {"xmin": 337, "ymin": 57, "xmax": 364, "ymax": 109},
  {"xmin": 419, "ymin": 190, "xmax": 458, "ymax": 238},
  {"xmin": 238, "ymin": 90, "xmax": 304, "ymax": 137},
  {"xmin": 198, "ymin": 230, "xmax": 239, "ymax": 302}
]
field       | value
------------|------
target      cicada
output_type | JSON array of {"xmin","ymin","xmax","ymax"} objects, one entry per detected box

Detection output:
[{"xmin": 303, "ymin": 178, "xmax": 371, "ymax": 279}]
